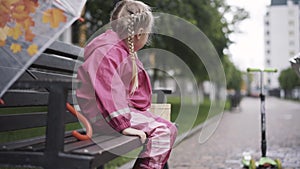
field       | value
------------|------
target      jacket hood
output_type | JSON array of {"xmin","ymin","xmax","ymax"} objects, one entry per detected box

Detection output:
[{"xmin": 84, "ymin": 30, "xmax": 128, "ymax": 60}]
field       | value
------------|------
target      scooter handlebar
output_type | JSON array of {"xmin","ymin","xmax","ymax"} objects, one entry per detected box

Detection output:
[
  {"xmin": 264, "ymin": 68, "xmax": 277, "ymax": 73},
  {"xmin": 247, "ymin": 68, "xmax": 277, "ymax": 73},
  {"xmin": 247, "ymin": 68, "xmax": 261, "ymax": 72}
]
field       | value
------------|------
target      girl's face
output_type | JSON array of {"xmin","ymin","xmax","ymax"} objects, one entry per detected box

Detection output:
[{"xmin": 134, "ymin": 29, "xmax": 149, "ymax": 51}]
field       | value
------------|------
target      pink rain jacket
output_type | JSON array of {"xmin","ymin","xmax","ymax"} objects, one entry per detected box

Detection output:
[{"xmin": 76, "ymin": 30, "xmax": 152, "ymax": 132}]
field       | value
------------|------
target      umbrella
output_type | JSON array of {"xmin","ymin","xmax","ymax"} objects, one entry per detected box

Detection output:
[
  {"xmin": 0, "ymin": 0, "xmax": 86, "ymax": 97},
  {"xmin": 289, "ymin": 53, "xmax": 300, "ymax": 78}
]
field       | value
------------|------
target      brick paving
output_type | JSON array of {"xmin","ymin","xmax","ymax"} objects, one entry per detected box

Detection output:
[{"xmin": 168, "ymin": 97, "xmax": 300, "ymax": 169}]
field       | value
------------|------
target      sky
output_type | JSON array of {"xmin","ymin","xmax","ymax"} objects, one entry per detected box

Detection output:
[{"xmin": 226, "ymin": 0, "xmax": 271, "ymax": 71}]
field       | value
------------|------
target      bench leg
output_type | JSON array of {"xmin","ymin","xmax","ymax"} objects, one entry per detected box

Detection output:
[{"xmin": 163, "ymin": 162, "xmax": 169, "ymax": 169}]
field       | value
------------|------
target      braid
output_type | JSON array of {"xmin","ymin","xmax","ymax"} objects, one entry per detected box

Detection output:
[
  {"xmin": 110, "ymin": 0, "xmax": 154, "ymax": 95},
  {"xmin": 128, "ymin": 14, "xmax": 138, "ymax": 95}
]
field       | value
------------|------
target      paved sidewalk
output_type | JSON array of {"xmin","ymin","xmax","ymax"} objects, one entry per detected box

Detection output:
[{"xmin": 168, "ymin": 97, "xmax": 300, "ymax": 169}]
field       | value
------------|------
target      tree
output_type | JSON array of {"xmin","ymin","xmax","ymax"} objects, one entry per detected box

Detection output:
[
  {"xmin": 78, "ymin": 0, "xmax": 248, "ymax": 84},
  {"xmin": 144, "ymin": 0, "xmax": 248, "ymax": 84},
  {"xmin": 222, "ymin": 55, "xmax": 242, "ymax": 90},
  {"xmin": 279, "ymin": 67, "xmax": 300, "ymax": 98}
]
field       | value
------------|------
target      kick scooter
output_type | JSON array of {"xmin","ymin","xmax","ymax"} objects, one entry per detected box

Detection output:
[{"xmin": 242, "ymin": 68, "xmax": 282, "ymax": 169}]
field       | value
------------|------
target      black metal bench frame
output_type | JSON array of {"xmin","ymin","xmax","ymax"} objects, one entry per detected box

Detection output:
[{"xmin": 0, "ymin": 41, "xmax": 170, "ymax": 169}]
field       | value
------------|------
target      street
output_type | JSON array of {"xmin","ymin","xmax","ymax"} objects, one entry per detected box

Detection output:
[{"xmin": 169, "ymin": 97, "xmax": 300, "ymax": 169}]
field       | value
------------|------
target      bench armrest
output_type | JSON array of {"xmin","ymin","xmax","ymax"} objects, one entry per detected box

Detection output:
[{"xmin": 152, "ymin": 89, "xmax": 172, "ymax": 103}]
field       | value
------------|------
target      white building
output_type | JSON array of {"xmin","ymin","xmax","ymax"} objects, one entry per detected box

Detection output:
[{"xmin": 264, "ymin": 0, "xmax": 300, "ymax": 89}]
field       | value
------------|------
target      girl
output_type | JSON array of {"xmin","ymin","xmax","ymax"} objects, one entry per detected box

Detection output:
[{"xmin": 76, "ymin": 0, "xmax": 177, "ymax": 168}]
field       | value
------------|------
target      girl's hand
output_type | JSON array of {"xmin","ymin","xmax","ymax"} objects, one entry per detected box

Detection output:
[{"xmin": 122, "ymin": 128, "xmax": 147, "ymax": 144}]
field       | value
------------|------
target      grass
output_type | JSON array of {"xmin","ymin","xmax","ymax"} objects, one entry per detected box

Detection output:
[
  {"xmin": 0, "ymin": 106, "xmax": 46, "ymax": 143},
  {"xmin": 0, "ymin": 96, "xmax": 229, "ymax": 169}
]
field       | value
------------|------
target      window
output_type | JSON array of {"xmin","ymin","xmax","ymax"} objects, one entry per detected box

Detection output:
[
  {"xmin": 289, "ymin": 30, "xmax": 295, "ymax": 36},
  {"xmin": 288, "ymin": 9, "xmax": 294, "ymax": 16},
  {"xmin": 265, "ymin": 21, "xmax": 269, "ymax": 26},
  {"xmin": 288, "ymin": 20, "xmax": 295, "ymax": 26},
  {"xmin": 289, "ymin": 51, "xmax": 295, "ymax": 57}
]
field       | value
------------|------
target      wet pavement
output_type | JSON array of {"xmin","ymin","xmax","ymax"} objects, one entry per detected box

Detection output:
[{"xmin": 168, "ymin": 97, "xmax": 300, "ymax": 169}]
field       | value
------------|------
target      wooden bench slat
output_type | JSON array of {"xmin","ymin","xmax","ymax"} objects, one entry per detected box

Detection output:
[
  {"xmin": 20, "ymin": 135, "xmax": 78, "ymax": 152},
  {"xmin": 32, "ymin": 53, "xmax": 82, "ymax": 73},
  {"xmin": 19, "ymin": 69, "xmax": 74, "ymax": 82},
  {"xmin": 0, "ymin": 112, "xmax": 48, "ymax": 132},
  {"xmin": 64, "ymin": 134, "xmax": 117, "ymax": 152},
  {"xmin": 82, "ymin": 136, "xmax": 142, "ymax": 167},
  {"xmin": 0, "ymin": 90, "xmax": 76, "ymax": 108},
  {"xmin": 10, "ymin": 79, "xmax": 79, "ymax": 90},
  {"xmin": 0, "ymin": 112, "xmax": 78, "ymax": 132},
  {"xmin": 0, "ymin": 131, "xmax": 80, "ymax": 151},
  {"xmin": 0, "ymin": 135, "xmax": 47, "ymax": 151},
  {"xmin": 46, "ymin": 41, "xmax": 83, "ymax": 60},
  {"xmin": 0, "ymin": 151, "xmax": 95, "ymax": 169},
  {"xmin": 0, "ymin": 90, "xmax": 48, "ymax": 107},
  {"xmin": 73, "ymin": 135, "xmax": 141, "ymax": 155}
]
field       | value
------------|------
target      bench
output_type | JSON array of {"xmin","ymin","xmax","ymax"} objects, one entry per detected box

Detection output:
[{"xmin": 0, "ymin": 41, "xmax": 171, "ymax": 169}]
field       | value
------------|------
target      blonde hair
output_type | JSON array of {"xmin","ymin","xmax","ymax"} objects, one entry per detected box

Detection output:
[{"xmin": 110, "ymin": 0, "xmax": 154, "ymax": 94}]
